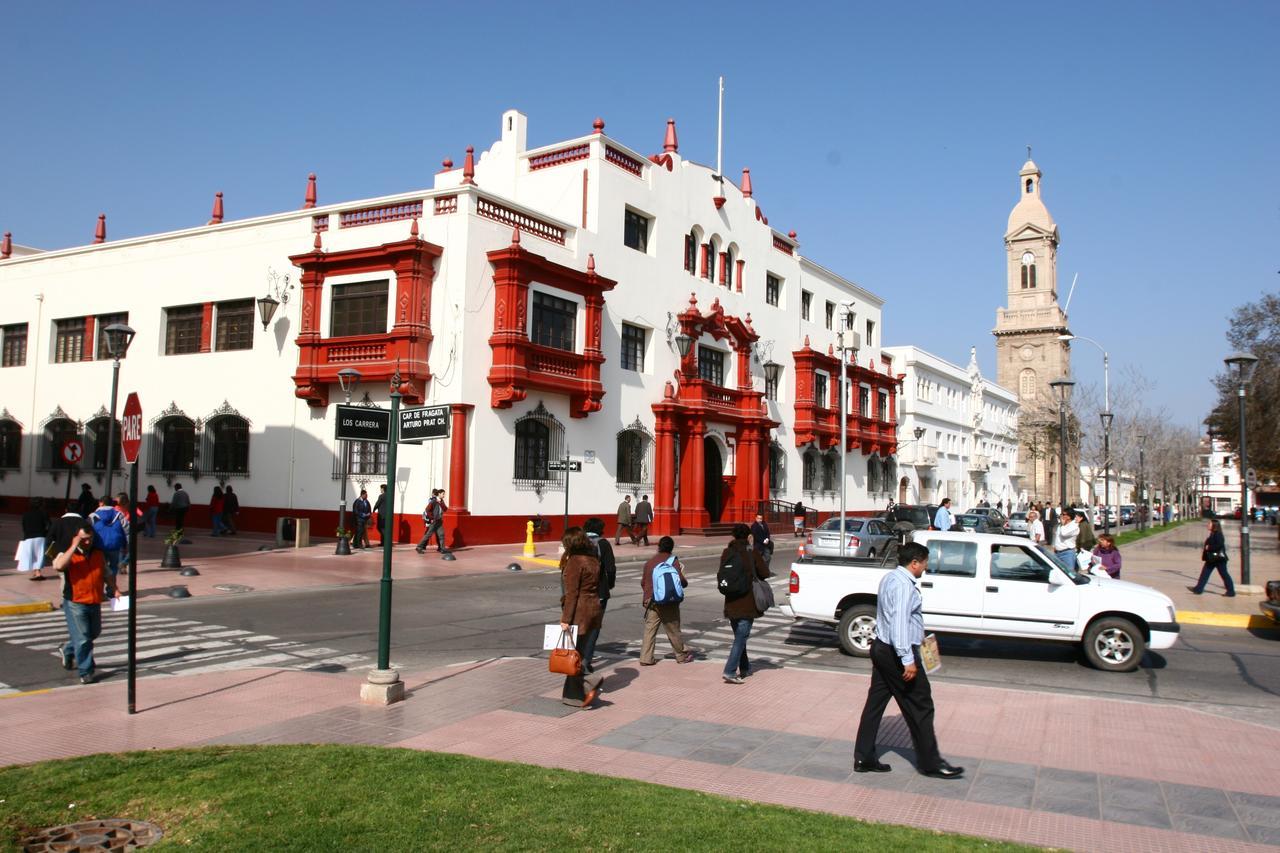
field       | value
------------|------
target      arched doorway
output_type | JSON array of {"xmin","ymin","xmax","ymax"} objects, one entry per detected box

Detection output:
[
  {"xmin": 899, "ymin": 476, "xmax": 909, "ymax": 505},
  {"xmin": 703, "ymin": 436, "xmax": 724, "ymax": 523}
]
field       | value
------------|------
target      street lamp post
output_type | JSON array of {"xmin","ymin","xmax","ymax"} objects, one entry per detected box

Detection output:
[
  {"xmin": 1137, "ymin": 434, "xmax": 1146, "ymax": 532},
  {"xmin": 912, "ymin": 426, "xmax": 925, "ymax": 503},
  {"xmin": 1224, "ymin": 351, "xmax": 1258, "ymax": 586},
  {"xmin": 101, "ymin": 323, "xmax": 136, "ymax": 498},
  {"xmin": 1048, "ymin": 377, "xmax": 1075, "ymax": 512},
  {"xmin": 335, "ymin": 368, "xmax": 362, "ymax": 555},
  {"xmin": 1060, "ymin": 334, "xmax": 1110, "ymax": 531},
  {"xmin": 837, "ymin": 302, "xmax": 858, "ymax": 557}
]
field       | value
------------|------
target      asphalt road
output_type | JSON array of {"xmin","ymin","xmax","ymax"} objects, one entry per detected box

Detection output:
[{"xmin": 3, "ymin": 553, "xmax": 1278, "ymax": 727}]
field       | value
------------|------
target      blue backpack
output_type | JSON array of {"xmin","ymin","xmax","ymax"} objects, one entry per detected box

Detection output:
[
  {"xmin": 651, "ymin": 556, "xmax": 684, "ymax": 605},
  {"xmin": 93, "ymin": 508, "xmax": 125, "ymax": 551}
]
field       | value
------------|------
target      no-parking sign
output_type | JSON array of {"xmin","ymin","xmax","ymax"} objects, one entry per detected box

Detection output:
[{"xmin": 61, "ymin": 439, "xmax": 84, "ymax": 466}]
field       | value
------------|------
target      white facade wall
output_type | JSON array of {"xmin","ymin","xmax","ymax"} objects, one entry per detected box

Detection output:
[
  {"xmin": 886, "ymin": 345, "xmax": 1020, "ymax": 511},
  {"xmin": 0, "ymin": 110, "xmax": 893, "ymax": 540}
]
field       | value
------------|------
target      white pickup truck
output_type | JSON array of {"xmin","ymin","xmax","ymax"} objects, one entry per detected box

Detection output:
[{"xmin": 785, "ymin": 531, "xmax": 1180, "ymax": 672}]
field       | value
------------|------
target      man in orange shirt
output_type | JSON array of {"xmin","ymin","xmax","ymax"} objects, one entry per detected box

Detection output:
[{"xmin": 53, "ymin": 521, "xmax": 117, "ymax": 684}]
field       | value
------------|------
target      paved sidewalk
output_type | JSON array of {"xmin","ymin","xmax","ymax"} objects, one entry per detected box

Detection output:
[{"xmin": 2, "ymin": 657, "xmax": 1278, "ymax": 850}]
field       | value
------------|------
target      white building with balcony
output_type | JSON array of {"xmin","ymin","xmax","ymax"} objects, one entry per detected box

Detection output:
[
  {"xmin": 885, "ymin": 345, "xmax": 1020, "ymax": 511},
  {"xmin": 0, "ymin": 110, "xmax": 901, "ymax": 544}
]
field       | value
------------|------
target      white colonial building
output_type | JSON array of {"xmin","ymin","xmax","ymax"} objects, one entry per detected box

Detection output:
[
  {"xmin": 1198, "ymin": 434, "xmax": 1246, "ymax": 516},
  {"xmin": 885, "ymin": 345, "xmax": 1020, "ymax": 511},
  {"xmin": 0, "ymin": 110, "xmax": 903, "ymax": 545}
]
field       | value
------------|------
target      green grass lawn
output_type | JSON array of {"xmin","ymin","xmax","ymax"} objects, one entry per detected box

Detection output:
[
  {"xmin": 0, "ymin": 746, "xmax": 1039, "ymax": 852},
  {"xmin": 1111, "ymin": 519, "xmax": 1191, "ymax": 548}
]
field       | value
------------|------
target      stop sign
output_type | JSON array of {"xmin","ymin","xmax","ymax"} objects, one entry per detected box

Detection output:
[{"xmin": 121, "ymin": 393, "xmax": 143, "ymax": 464}]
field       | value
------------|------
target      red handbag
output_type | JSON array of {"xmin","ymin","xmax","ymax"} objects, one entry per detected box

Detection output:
[{"xmin": 549, "ymin": 629, "xmax": 582, "ymax": 676}]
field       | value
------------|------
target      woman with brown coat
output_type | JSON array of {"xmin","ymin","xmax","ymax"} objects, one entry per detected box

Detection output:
[
  {"xmin": 559, "ymin": 528, "xmax": 605, "ymax": 707},
  {"xmin": 721, "ymin": 523, "xmax": 771, "ymax": 684}
]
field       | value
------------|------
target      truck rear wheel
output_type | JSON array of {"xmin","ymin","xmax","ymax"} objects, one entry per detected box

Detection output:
[
  {"xmin": 837, "ymin": 604, "xmax": 877, "ymax": 657},
  {"xmin": 1082, "ymin": 617, "xmax": 1146, "ymax": 672}
]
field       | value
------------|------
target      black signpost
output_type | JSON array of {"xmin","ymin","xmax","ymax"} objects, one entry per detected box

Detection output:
[
  {"xmin": 547, "ymin": 456, "xmax": 582, "ymax": 534},
  {"xmin": 398, "ymin": 405, "xmax": 451, "ymax": 443},
  {"xmin": 335, "ymin": 405, "xmax": 392, "ymax": 443}
]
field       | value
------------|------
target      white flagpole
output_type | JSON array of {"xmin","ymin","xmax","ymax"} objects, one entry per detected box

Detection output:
[{"xmin": 716, "ymin": 76, "xmax": 724, "ymax": 180}]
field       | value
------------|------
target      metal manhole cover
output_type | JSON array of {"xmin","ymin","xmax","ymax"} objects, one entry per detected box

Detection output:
[
  {"xmin": 212, "ymin": 584, "xmax": 253, "ymax": 593},
  {"xmin": 23, "ymin": 818, "xmax": 163, "ymax": 851}
]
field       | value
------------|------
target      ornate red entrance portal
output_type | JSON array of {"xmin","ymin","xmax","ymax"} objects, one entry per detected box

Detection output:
[{"xmin": 651, "ymin": 294, "xmax": 779, "ymax": 534}]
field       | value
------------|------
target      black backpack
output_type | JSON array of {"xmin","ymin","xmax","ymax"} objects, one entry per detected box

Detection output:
[{"xmin": 717, "ymin": 547, "xmax": 752, "ymax": 598}]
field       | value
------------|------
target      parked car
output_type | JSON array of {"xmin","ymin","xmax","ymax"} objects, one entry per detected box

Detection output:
[
  {"xmin": 805, "ymin": 517, "xmax": 895, "ymax": 559},
  {"xmin": 1002, "ymin": 511, "xmax": 1031, "ymax": 537},
  {"xmin": 1119, "ymin": 505, "xmax": 1136, "ymax": 525},
  {"xmin": 784, "ymin": 530, "xmax": 1181, "ymax": 672},
  {"xmin": 955, "ymin": 513, "xmax": 997, "ymax": 534},
  {"xmin": 965, "ymin": 506, "xmax": 1008, "ymax": 528},
  {"xmin": 882, "ymin": 503, "xmax": 941, "ymax": 531},
  {"xmin": 1261, "ymin": 580, "xmax": 1280, "ymax": 625}
]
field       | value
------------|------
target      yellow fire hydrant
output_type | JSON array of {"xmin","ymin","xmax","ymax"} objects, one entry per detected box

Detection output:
[{"xmin": 523, "ymin": 520, "xmax": 536, "ymax": 558}]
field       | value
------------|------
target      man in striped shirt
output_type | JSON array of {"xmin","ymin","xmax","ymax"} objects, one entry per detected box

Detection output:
[{"xmin": 853, "ymin": 541, "xmax": 964, "ymax": 778}]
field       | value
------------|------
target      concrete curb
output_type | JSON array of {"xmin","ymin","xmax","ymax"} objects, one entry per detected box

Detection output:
[
  {"xmin": 1176, "ymin": 609, "xmax": 1275, "ymax": 629},
  {"xmin": 0, "ymin": 601, "xmax": 54, "ymax": 617}
]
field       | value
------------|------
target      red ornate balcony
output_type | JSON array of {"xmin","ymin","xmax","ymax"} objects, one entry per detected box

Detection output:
[
  {"xmin": 486, "ymin": 234, "xmax": 616, "ymax": 417},
  {"xmin": 793, "ymin": 340, "xmax": 900, "ymax": 454},
  {"xmin": 289, "ymin": 234, "xmax": 442, "ymax": 407}
]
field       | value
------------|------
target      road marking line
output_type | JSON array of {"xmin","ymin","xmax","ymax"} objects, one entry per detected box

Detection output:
[{"xmin": 1176, "ymin": 610, "xmax": 1273, "ymax": 629}]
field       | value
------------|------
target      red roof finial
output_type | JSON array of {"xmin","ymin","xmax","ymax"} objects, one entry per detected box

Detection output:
[
  {"xmin": 313, "ymin": 230, "xmax": 323, "ymax": 251},
  {"xmin": 788, "ymin": 230, "xmax": 797, "ymax": 240},
  {"xmin": 410, "ymin": 218, "xmax": 419, "ymax": 238},
  {"xmin": 1, "ymin": 232, "xmax": 11, "ymax": 259},
  {"xmin": 511, "ymin": 227, "xmax": 521, "ymax": 246},
  {"xmin": 210, "ymin": 191, "xmax": 224, "ymax": 224},
  {"xmin": 741, "ymin": 168, "xmax": 753, "ymax": 198},
  {"xmin": 745, "ymin": 312, "xmax": 754, "ymax": 329},
  {"xmin": 804, "ymin": 334, "xmax": 811, "ymax": 348},
  {"xmin": 586, "ymin": 253, "xmax": 596, "ymax": 275},
  {"xmin": 592, "ymin": 117, "xmax": 605, "ymax": 134},
  {"xmin": 440, "ymin": 157, "xmax": 453, "ymax": 173},
  {"xmin": 711, "ymin": 297, "xmax": 722, "ymax": 314},
  {"xmin": 663, "ymin": 118, "xmax": 678, "ymax": 153},
  {"xmin": 688, "ymin": 291, "xmax": 698, "ymax": 309},
  {"xmin": 303, "ymin": 173, "xmax": 317, "ymax": 209},
  {"xmin": 462, "ymin": 146, "xmax": 475, "ymax": 184},
  {"xmin": 828, "ymin": 343, "xmax": 835, "ymax": 357},
  {"xmin": 94, "ymin": 214, "xmax": 106, "ymax": 244}
]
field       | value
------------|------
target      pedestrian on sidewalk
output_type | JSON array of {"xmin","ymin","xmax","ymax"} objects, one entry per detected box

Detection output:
[
  {"xmin": 16, "ymin": 497, "xmax": 50, "ymax": 581},
  {"xmin": 615, "ymin": 495, "xmax": 633, "ymax": 546},
  {"xmin": 1043, "ymin": 502, "xmax": 1059, "ymax": 548},
  {"xmin": 91, "ymin": 497, "xmax": 126, "ymax": 580},
  {"xmin": 415, "ymin": 490, "xmax": 441, "ymax": 554},
  {"xmin": 222, "ymin": 486, "xmax": 240, "ymax": 535},
  {"xmin": 74, "ymin": 483, "xmax": 96, "ymax": 519},
  {"xmin": 633, "ymin": 495, "xmax": 653, "ymax": 546},
  {"xmin": 750, "ymin": 512, "xmax": 773, "ymax": 566},
  {"xmin": 372, "ymin": 485, "xmax": 386, "ymax": 545},
  {"xmin": 1052, "ymin": 511, "xmax": 1080, "ymax": 570},
  {"xmin": 558, "ymin": 528, "xmax": 604, "ymax": 708},
  {"xmin": 209, "ymin": 487, "xmax": 227, "ymax": 536},
  {"xmin": 1189, "ymin": 518, "xmax": 1235, "ymax": 597},
  {"xmin": 169, "ymin": 483, "xmax": 190, "ymax": 535},
  {"xmin": 720, "ymin": 523, "xmax": 770, "ymax": 684},
  {"xmin": 1093, "ymin": 533, "xmax": 1122, "ymax": 579},
  {"xmin": 143, "ymin": 485, "xmax": 160, "ymax": 537},
  {"xmin": 114, "ymin": 492, "xmax": 135, "ymax": 573},
  {"xmin": 1026, "ymin": 509, "xmax": 1045, "ymax": 545},
  {"xmin": 54, "ymin": 520, "xmax": 117, "ymax": 684},
  {"xmin": 1075, "ymin": 507, "xmax": 1097, "ymax": 554},
  {"xmin": 639, "ymin": 536, "xmax": 694, "ymax": 666},
  {"xmin": 793, "ymin": 500, "xmax": 806, "ymax": 537},
  {"xmin": 854, "ymin": 541, "xmax": 964, "ymax": 779},
  {"xmin": 352, "ymin": 489, "xmax": 372, "ymax": 549},
  {"xmin": 931, "ymin": 498, "xmax": 954, "ymax": 532},
  {"xmin": 50, "ymin": 503, "xmax": 85, "ymax": 554},
  {"xmin": 581, "ymin": 518, "xmax": 616, "ymax": 673}
]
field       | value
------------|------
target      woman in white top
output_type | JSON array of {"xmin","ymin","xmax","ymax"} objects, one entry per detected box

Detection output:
[
  {"xmin": 1053, "ymin": 513, "xmax": 1080, "ymax": 569},
  {"xmin": 1026, "ymin": 510, "xmax": 1045, "ymax": 545}
]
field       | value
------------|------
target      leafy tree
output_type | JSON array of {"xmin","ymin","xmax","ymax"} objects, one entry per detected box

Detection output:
[{"xmin": 1206, "ymin": 292, "xmax": 1279, "ymax": 477}]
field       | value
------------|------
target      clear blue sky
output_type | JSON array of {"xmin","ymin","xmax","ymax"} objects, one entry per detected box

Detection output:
[{"xmin": 3, "ymin": 1, "xmax": 1276, "ymax": 427}]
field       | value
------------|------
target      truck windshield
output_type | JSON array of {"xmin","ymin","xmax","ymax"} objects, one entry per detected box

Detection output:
[{"xmin": 1033, "ymin": 544, "xmax": 1091, "ymax": 585}]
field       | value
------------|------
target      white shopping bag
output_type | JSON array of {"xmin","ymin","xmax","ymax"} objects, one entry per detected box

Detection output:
[
  {"xmin": 542, "ymin": 623, "xmax": 577, "ymax": 650},
  {"xmin": 112, "ymin": 595, "xmax": 131, "ymax": 613}
]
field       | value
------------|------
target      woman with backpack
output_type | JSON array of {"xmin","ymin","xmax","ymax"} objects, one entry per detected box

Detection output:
[
  {"xmin": 558, "ymin": 528, "xmax": 605, "ymax": 708},
  {"xmin": 639, "ymin": 536, "xmax": 695, "ymax": 667},
  {"xmin": 719, "ymin": 523, "xmax": 770, "ymax": 684}
]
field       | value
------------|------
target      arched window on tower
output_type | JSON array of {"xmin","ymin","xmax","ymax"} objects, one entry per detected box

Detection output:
[
  {"xmin": 1020, "ymin": 252, "xmax": 1037, "ymax": 289},
  {"xmin": 1025, "ymin": 177, "xmax": 1033, "ymax": 194},
  {"xmin": 1019, "ymin": 368, "xmax": 1037, "ymax": 401}
]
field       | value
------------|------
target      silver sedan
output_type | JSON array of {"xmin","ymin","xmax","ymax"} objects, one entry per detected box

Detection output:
[{"xmin": 805, "ymin": 517, "xmax": 895, "ymax": 559}]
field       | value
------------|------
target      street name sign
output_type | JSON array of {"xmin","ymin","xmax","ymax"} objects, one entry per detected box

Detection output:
[
  {"xmin": 121, "ymin": 393, "xmax": 143, "ymax": 464},
  {"xmin": 335, "ymin": 405, "xmax": 391, "ymax": 443},
  {"xmin": 548, "ymin": 460, "xmax": 582, "ymax": 472},
  {"xmin": 61, "ymin": 439, "xmax": 84, "ymax": 466},
  {"xmin": 399, "ymin": 405, "xmax": 451, "ymax": 443}
]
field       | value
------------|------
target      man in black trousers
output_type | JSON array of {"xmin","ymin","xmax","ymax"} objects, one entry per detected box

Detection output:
[{"xmin": 853, "ymin": 541, "xmax": 963, "ymax": 779}]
